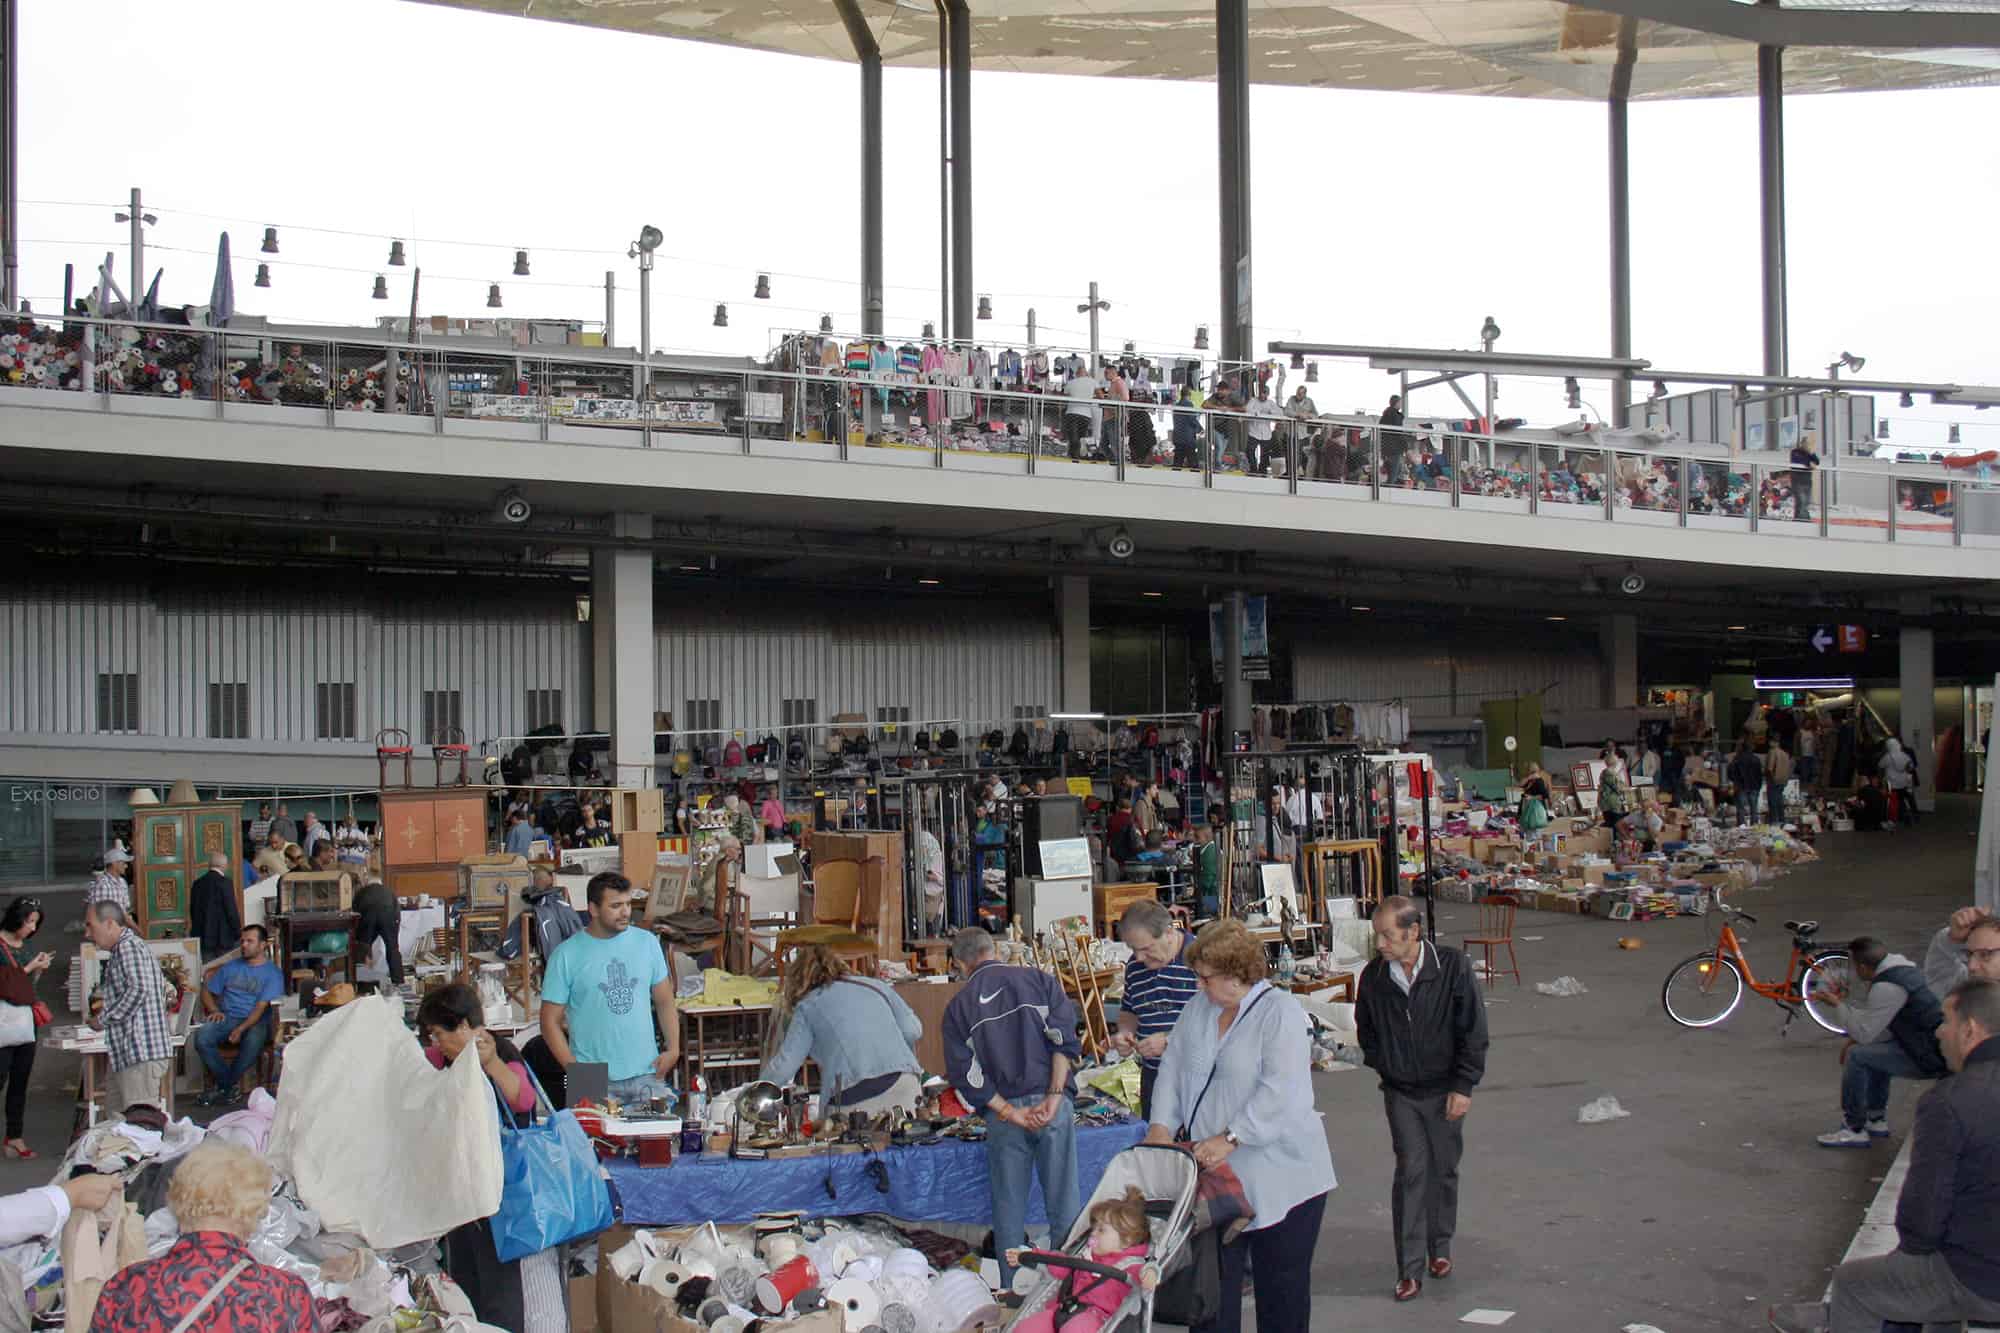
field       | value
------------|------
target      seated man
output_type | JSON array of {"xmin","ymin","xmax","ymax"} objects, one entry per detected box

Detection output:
[
  {"xmin": 1924, "ymin": 907, "xmax": 2000, "ymax": 995},
  {"xmin": 1771, "ymin": 979, "xmax": 2000, "ymax": 1333},
  {"xmin": 192, "ymin": 924, "xmax": 284, "ymax": 1106},
  {"xmin": 1816, "ymin": 937, "xmax": 1948, "ymax": 1148},
  {"xmin": 1845, "ymin": 775, "xmax": 1890, "ymax": 832}
]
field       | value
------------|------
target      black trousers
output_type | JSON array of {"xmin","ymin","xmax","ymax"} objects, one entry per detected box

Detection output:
[
  {"xmin": 1063, "ymin": 413, "xmax": 1091, "ymax": 460},
  {"xmin": 1199, "ymin": 1191, "xmax": 1328, "ymax": 1333},
  {"xmin": 1384, "ymin": 1088, "xmax": 1464, "ymax": 1280},
  {"xmin": 354, "ymin": 905, "xmax": 404, "ymax": 985},
  {"xmin": 442, "ymin": 1218, "xmax": 523, "ymax": 1331},
  {"xmin": 0, "ymin": 1041, "xmax": 32, "ymax": 1139},
  {"xmin": 1138, "ymin": 1062, "xmax": 1158, "ymax": 1123}
]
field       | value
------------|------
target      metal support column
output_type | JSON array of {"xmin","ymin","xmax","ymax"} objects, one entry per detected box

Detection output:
[
  {"xmin": 0, "ymin": 0, "xmax": 17, "ymax": 312},
  {"xmin": 836, "ymin": 0, "xmax": 885, "ymax": 337},
  {"xmin": 946, "ymin": 0, "xmax": 973, "ymax": 343},
  {"xmin": 1758, "ymin": 1, "xmax": 1788, "ymax": 379},
  {"xmin": 1223, "ymin": 586, "xmax": 1251, "ymax": 754},
  {"xmin": 1216, "ymin": 0, "xmax": 1252, "ymax": 370},
  {"xmin": 1608, "ymin": 18, "xmax": 1637, "ymax": 428}
]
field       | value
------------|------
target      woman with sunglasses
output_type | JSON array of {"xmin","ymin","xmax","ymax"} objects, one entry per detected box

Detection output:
[{"xmin": 0, "ymin": 897, "xmax": 54, "ymax": 1159}]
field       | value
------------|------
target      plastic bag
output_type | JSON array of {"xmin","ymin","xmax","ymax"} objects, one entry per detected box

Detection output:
[
  {"xmin": 267, "ymin": 994, "xmax": 501, "ymax": 1249},
  {"xmin": 1577, "ymin": 1096, "xmax": 1631, "ymax": 1124},
  {"xmin": 1084, "ymin": 1058, "xmax": 1142, "ymax": 1112},
  {"xmin": 489, "ymin": 1067, "xmax": 613, "ymax": 1263},
  {"xmin": 1535, "ymin": 976, "xmax": 1588, "ymax": 997}
]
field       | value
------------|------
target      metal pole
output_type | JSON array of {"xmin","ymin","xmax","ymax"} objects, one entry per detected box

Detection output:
[
  {"xmin": 1758, "ymin": 6, "xmax": 1788, "ymax": 380},
  {"xmin": 946, "ymin": 0, "xmax": 973, "ymax": 344},
  {"xmin": 1481, "ymin": 329, "xmax": 1495, "ymax": 433},
  {"xmin": 1216, "ymin": 0, "xmax": 1252, "ymax": 369},
  {"xmin": 603, "ymin": 271, "xmax": 615, "ymax": 349},
  {"xmin": 0, "ymin": 0, "xmax": 16, "ymax": 312},
  {"xmin": 1027, "ymin": 308, "xmax": 1036, "ymax": 348},
  {"xmin": 1608, "ymin": 18, "xmax": 1637, "ymax": 429},
  {"xmin": 837, "ymin": 0, "xmax": 884, "ymax": 338},
  {"xmin": 638, "ymin": 253, "xmax": 652, "ymax": 407},
  {"xmin": 934, "ymin": 1, "xmax": 950, "ymax": 343},
  {"xmin": 128, "ymin": 187, "xmax": 144, "ymax": 313},
  {"xmin": 1087, "ymin": 281, "xmax": 1100, "ymax": 370}
]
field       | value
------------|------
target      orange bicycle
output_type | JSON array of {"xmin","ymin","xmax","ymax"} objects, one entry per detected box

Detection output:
[{"xmin": 1661, "ymin": 898, "xmax": 1852, "ymax": 1034}]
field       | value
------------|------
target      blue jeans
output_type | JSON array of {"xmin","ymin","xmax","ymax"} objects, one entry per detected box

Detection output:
[
  {"xmin": 1735, "ymin": 790, "xmax": 1757, "ymax": 824},
  {"xmin": 1842, "ymin": 1041, "xmax": 1929, "ymax": 1131},
  {"xmin": 193, "ymin": 1016, "xmax": 270, "ymax": 1090},
  {"xmin": 984, "ymin": 1094, "xmax": 1080, "ymax": 1289},
  {"xmin": 1766, "ymin": 779, "xmax": 1788, "ymax": 822}
]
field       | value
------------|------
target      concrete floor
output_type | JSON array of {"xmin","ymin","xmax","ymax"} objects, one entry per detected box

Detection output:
[{"xmin": 0, "ymin": 799, "xmax": 1977, "ymax": 1331}]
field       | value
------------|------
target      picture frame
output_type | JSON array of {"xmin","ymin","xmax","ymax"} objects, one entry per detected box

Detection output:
[
  {"xmin": 647, "ymin": 858, "xmax": 693, "ymax": 922},
  {"xmin": 1258, "ymin": 862, "xmax": 1300, "ymax": 920},
  {"xmin": 1607, "ymin": 902, "xmax": 1636, "ymax": 922}
]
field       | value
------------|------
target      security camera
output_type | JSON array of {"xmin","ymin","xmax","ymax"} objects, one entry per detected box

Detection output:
[
  {"xmin": 1620, "ymin": 571, "xmax": 1647, "ymax": 596},
  {"xmin": 496, "ymin": 489, "xmax": 532, "ymax": 524},
  {"xmin": 1107, "ymin": 526, "xmax": 1136, "ymax": 560}
]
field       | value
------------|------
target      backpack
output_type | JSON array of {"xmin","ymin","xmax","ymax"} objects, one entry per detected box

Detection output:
[
  {"xmin": 1271, "ymin": 709, "xmax": 1289, "ymax": 740},
  {"xmin": 983, "ymin": 729, "xmax": 1005, "ymax": 751},
  {"xmin": 499, "ymin": 887, "xmax": 585, "ymax": 962},
  {"xmin": 786, "ymin": 737, "xmax": 808, "ymax": 769},
  {"xmin": 941, "ymin": 728, "xmax": 960, "ymax": 751},
  {"xmin": 703, "ymin": 745, "xmax": 723, "ymax": 769},
  {"xmin": 1008, "ymin": 726, "xmax": 1032, "ymax": 760},
  {"xmin": 914, "ymin": 730, "xmax": 931, "ymax": 752},
  {"xmin": 761, "ymin": 735, "xmax": 781, "ymax": 765},
  {"xmin": 673, "ymin": 751, "xmax": 693, "ymax": 777},
  {"xmin": 723, "ymin": 740, "xmax": 744, "ymax": 767}
]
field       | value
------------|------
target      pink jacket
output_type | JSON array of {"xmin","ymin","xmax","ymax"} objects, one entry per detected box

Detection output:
[{"xmin": 1049, "ymin": 1243, "xmax": 1149, "ymax": 1315}]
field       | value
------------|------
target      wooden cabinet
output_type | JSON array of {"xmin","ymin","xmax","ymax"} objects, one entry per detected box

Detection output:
[
  {"xmin": 133, "ymin": 802, "xmax": 244, "ymax": 940},
  {"xmin": 379, "ymin": 789, "xmax": 488, "ymax": 900}
]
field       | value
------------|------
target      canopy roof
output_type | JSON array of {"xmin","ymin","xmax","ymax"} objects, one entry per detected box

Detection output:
[{"xmin": 415, "ymin": 1, "xmax": 2000, "ymax": 99}]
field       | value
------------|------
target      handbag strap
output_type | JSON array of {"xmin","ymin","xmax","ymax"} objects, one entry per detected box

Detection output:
[
  {"xmin": 485, "ymin": 1043, "xmax": 553, "ymax": 1134},
  {"xmin": 1179, "ymin": 987, "xmax": 1271, "ymax": 1137},
  {"xmin": 170, "ymin": 1258, "xmax": 250, "ymax": 1333}
]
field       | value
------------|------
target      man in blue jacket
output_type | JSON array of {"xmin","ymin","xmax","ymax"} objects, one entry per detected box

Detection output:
[
  {"xmin": 1770, "ymin": 977, "xmax": 2000, "ymax": 1332},
  {"xmin": 941, "ymin": 928, "xmax": 1082, "ymax": 1293}
]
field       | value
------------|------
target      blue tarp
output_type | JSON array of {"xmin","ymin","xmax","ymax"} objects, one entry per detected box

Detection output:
[{"xmin": 607, "ymin": 1118, "xmax": 1147, "ymax": 1225}]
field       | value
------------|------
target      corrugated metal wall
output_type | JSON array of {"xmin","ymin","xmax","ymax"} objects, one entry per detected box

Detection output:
[
  {"xmin": 653, "ymin": 598, "xmax": 1058, "ymax": 735},
  {"xmin": 0, "ymin": 581, "xmax": 1055, "ymax": 748},
  {"xmin": 1, "ymin": 582, "xmax": 584, "ymax": 746},
  {"xmin": 1292, "ymin": 627, "xmax": 1603, "ymax": 715}
]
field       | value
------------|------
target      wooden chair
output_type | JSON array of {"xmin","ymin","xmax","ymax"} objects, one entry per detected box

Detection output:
[
  {"xmin": 432, "ymin": 725, "xmax": 473, "ymax": 788},
  {"xmin": 1307, "ymin": 839, "xmax": 1384, "ymax": 914},
  {"xmin": 1464, "ymin": 894, "xmax": 1521, "ymax": 986},
  {"xmin": 375, "ymin": 727, "xmax": 414, "ymax": 789}
]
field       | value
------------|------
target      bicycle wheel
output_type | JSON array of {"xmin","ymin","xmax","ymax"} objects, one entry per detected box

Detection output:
[
  {"xmin": 1800, "ymin": 951, "xmax": 1854, "ymax": 1034},
  {"xmin": 1663, "ymin": 952, "xmax": 1745, "ymax": 1028}
]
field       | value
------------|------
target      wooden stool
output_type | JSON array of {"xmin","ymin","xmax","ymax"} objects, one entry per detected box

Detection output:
[
  {"xmin": 1308, "ymin": 839, "xmax": 1384, "ymax": 914},
  {"xmin": 774, "ymin": 927, "xmax": 879, "ymax": 981}
]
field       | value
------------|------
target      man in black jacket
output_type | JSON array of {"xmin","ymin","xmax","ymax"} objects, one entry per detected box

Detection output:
[
  {"xmin": 187, "ymin": 853, "xmax": 241, "ymax": 963},
  {"xmin": 1356, "ymin": 895, "xmax": 1490, "ymax": 1303},
  {"xmin": 1770, "ymin": 977, "xmax": 2000, "ymax": 1332}
]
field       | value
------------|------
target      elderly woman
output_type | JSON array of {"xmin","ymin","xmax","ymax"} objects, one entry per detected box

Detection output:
[
  {"xmin": 91, "ymin": 1140, "xmax": 316, "ymax": 1329},
  {"xmin": 1144, "ymin": 920, "xmax": 1335, "ymax": 1333},
  {"xmin": 760, "ymin": 944, "xmax": 925, "ymax": 1116}
]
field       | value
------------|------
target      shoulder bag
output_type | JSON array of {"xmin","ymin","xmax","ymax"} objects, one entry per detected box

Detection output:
[
  {"xmin": 0, "ymin": 941, "xmax": 50, "ymax": 1037},
  {"xmin": 489, "ymin": 1062, "xmax": 615, "ymax": 1263}
]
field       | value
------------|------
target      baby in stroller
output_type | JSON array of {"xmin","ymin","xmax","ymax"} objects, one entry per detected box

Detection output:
[{"xmin": 1007, "ymin": 1187, "xmax": 1158, "ymax": 1333}]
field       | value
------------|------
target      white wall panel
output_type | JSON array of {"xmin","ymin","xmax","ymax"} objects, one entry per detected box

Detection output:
[{"xmin": 1293, "ymin": 628, "xmax": 1602, "ymax": 716}]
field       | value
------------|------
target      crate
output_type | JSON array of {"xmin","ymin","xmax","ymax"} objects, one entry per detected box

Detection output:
[
  {"xmin": 280, "ymin": 870, "xmax": 354, "ymax": 914},
  {"xmin": 460, "ymin": 855, "xmax": 531, "ymax": 911}
]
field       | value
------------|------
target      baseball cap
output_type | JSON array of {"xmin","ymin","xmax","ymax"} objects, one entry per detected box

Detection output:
[{"xmin": 104, "ymin": 847, "xmax": 133, "ymax": 865}]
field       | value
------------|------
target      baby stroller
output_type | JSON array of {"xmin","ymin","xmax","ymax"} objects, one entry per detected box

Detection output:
[{"xmin": 1009, "ymin": 1145, "xmax": 1199, "ymax": 1333}]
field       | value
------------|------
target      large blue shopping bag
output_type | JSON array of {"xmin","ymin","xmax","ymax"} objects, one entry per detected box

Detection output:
[{"xmin": 490, "ymin": 1063, "xmax": 614, "ymax": 1262}]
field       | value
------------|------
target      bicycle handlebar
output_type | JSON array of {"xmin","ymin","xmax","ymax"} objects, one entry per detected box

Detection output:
[{"xmin": 1719, "ymin": 903, "xmax": 1758, "ymax": 924}]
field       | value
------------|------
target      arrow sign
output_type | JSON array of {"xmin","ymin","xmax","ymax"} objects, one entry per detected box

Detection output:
[{"xmin": 1810, "ymin": 627, "xmax": 1834, "ymax": 654}]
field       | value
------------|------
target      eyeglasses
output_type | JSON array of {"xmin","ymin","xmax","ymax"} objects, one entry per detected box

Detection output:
[
  {"xmin": 1968, "ymin": 947, "xmax": 2000, "ymax": 964},
  {"xmin": 12, "ymin": 898, "xmax": 40, "ymax": 911}
]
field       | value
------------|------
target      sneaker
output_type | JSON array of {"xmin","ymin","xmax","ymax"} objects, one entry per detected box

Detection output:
[
  {"xmin": 1767, "ymin": 1301, "xmax": 1828, "ymax": 1332},
  {"xmin": 1866, "ymin": 1117, "xmax": 1890, "ymax": 1138},
  {"xmin": 1816, "ymin": 1127, "xmax": 1873, "ymax": 1149}
]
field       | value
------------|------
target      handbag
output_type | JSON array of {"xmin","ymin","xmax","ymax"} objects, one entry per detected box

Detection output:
[
  {"xmin": 0, "ymin": 1005, "xmax": 30, "ymax": 1049},
  {"xmin": 0, "ymin": 942, "xmax": 50, "ymax": 1031},
  {"xmin": 489, "ymin": 1062, "xmax": 614, "ymax": 1263}
]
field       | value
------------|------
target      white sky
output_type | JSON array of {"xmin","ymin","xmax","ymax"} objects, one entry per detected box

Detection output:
[{"xmin": 16, "ymin": 0, "xmax": 1998, "ymax": 446}]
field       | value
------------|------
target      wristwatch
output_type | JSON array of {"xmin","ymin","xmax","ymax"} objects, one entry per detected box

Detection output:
[{"xmin": 1223, "ymin": 1130, "xmax": 1239, "ymax": 1146}]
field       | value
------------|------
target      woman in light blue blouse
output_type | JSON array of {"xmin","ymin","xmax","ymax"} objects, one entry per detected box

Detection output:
[{"xmin": 1144, "ymin": 919, "xmax": 1336, "ymax": 1333}]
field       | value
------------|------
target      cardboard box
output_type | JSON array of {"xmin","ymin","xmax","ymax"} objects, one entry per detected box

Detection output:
[
  {"xmin": 571, "ymin": 1274, "xmax": 598, "ymax": 1333},
  {"xmin": 612, "ymin": 788, "xmax": 666, "ymax": 836},
  {"xmin": 1435, "ymin": 836, "xmax": 1473, "ymax": 858}
]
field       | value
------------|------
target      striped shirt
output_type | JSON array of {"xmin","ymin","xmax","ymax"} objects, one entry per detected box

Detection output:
[
  {"xmin": 99, "ymin": 929, "xmax": 173, "ymax": 1073},
  {"xmin": 86, "ymin": 870, "xmax": 131, "ymax": 914},
  {"xmin": 1122, "ymin": 935, "xmax": 1199, "ymax": 1070}
]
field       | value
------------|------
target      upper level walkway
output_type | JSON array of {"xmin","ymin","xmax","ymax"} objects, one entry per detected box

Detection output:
[{"xmin": 0, "ymin": 316, "xmax": 1992, "ymax": 583}]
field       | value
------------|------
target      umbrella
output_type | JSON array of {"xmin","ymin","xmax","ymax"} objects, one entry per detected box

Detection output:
[
  {"xmin": 209, "ymin": 231, "xmax": 235, "ymax": 327},
  {"xmin": 1977, "ymin": 671, "xmax": 2000, "ymax": 915}
]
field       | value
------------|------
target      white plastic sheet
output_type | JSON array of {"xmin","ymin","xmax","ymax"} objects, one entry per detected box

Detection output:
[{"xmin": 267, "ymin": 994, "xmax": 501, "ymax": 1248}]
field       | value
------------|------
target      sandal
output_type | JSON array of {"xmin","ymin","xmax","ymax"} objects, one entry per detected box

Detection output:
[{"xmin": 3, "ymin": 1140, "xmax": 37, "ymax": 1160}]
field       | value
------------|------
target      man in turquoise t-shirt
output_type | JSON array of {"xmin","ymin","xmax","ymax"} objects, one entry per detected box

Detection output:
[
  {"xmin": 539, "ymin": 872, "xmax": 679, "ymax": 1106},
  {"xmin": 193, "ymin": 924, "xmax": 285, "ymax": 1106}
]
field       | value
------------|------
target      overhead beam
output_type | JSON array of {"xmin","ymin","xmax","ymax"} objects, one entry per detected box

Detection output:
[
  {"xmin": 946, "ymin": 0, "xmax": 972, "ymax": 343},
  {"xmin": 1575, "ymin": 0, "xmax": 2000, "ymax": 49},
  {"xmin": 1217, "ymin": 0, "xmax": 1252, "ymax": 369},
  {"xmin": 0, "ymin": 0, "xmax": 16, "ymax": 312},
  {"xmin": 1758, "ymin": 11, "xmax": 1788, "ymax": 379},
  {"xmin": 834, "ymin": 0, "xmax": 884, "ymax": 337}
]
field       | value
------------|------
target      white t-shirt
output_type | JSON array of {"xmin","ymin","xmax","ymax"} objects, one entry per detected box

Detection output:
[
  {"xmin": 1246, "ymin": 397, "xmax": 1283, "ymax": 440},
  {"xmin": 1064, "ymin": 375, "xmax": 1101, "ymax": 427}
]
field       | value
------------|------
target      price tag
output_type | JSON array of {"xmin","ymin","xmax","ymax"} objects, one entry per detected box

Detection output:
[{"xmin": 1066, "ymin": 777, "xmax": 1095, "ymax": 798}]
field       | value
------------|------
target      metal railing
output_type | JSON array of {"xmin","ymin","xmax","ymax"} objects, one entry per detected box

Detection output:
[{"xmin": 6, "ymin": 313, "xmax": 1995, "ymax": 549}]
